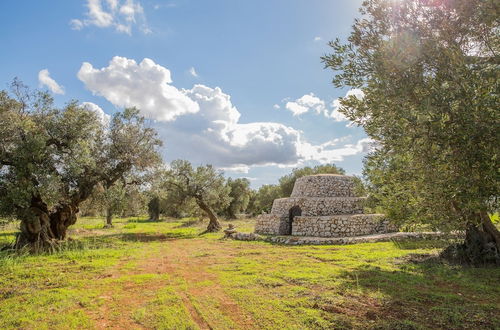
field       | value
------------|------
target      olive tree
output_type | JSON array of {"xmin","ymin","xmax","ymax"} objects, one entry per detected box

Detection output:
[
  {"xmin": 223, "ymin": 178, "xmax": 252, "ymax": 219},
  {"xmin": 323, "ymin": 0, "xmax": 499, "ymax": 264},
  {"xmin": 248, "ymin": 184, "xmax": 282, "ymax": 215},
  {"xmin": 0, "ymin": 81, "xmax": 162, "ymax": 251},
  {"xmin": 98, "ymin": 182, "xmax": 127, "ymax": 228},
  {"xmin": 147, "ymin": 192, "xmax": 189, "ymax": 221},
  {"xmin": 94, "ymin": 179, "xmax": 144, "ymax": 228},
  {"xmin": 147, "ymin": 196, "xmax": 162, "ymax": 222},
  {"xmin": 162, "ymin": 160, "xmax": 230, "ymax": 232}
]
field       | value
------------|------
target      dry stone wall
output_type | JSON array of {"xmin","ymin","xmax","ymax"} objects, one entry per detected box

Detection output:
[
  {"xmin": 254, "ymin": 214, "xmax": 288, "ymax": 235},
  {"xmin": 234, "ymin": 232, "xmax": 456, "ymax": 245},
  {"xmin": 292, "ymin": 214, "xmax": 394, "ymax": 237},
  {"xmin": 271, "ymin": 197, "xmax": 365, "ymax": 216}
]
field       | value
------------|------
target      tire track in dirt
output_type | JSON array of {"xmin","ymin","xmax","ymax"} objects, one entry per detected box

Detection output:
[{"xmin": 179, "ymin": 292, "xmax": 212, "ymax": 330}]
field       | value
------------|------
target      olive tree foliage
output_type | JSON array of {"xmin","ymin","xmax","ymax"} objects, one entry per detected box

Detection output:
[
  {"xmin": 162, "ymin": 160, "xmax": 230, "ymax": 232},
  {"xmin": 146, "ymin": 169, "xmax": 169, "ymax": 221},
  {"xmin": 0, "ymin": 80, "xmax": 162, "ymax": 251},
  {"xmin": 146, "ymin": 166, "xmax": 196, "ymax": 221},
  {"xmin": 147, "ymin": 188, "xmax": 196, "ymax": 221},
  {"xmin": 80, "ymin": 181, "xmax": 147, "ymax": 219},
  {"xmin": 120, "ymin": 185, "xmax": 149, "ymax": 217},
  {"xmin": 247, "ymin": 184, "xmax": 282, "ymax": 215},
  {"xmin": 322, "ymin": 0, "xmax": 499, "ymax": 263},
  {"xmin": 223, "ymin": 178, "xmax": 252, "ymax": 219}
]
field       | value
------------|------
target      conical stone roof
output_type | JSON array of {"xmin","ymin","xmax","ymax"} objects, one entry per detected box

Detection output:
[{"xmin": 290, "ymin": 174, "xmax": 356, "ymax": 198}]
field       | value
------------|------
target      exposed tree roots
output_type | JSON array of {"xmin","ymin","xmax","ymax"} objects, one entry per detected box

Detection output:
[{"xmin": 441, "ymin": 222, "xmax": 500, "ymax": 266}]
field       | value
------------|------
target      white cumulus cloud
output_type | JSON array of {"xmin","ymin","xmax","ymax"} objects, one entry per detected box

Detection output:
[
  {"xmin": 157, "ymin": 85, "xmax": 305, "ymax": 172},
  {"xmin": 283, "ymin": 89, "xmax": 364, "ymax": 123},
  {"xmin": 160, "ymin": 84, "xmax": 372, "ymax": 170},
  {"xmin": 285, "ymin": 93, "xmax": 327, "ymax": 116},
  {"xmin": 77, "ymin": 56, "xmax": 199, "ymax": 122},
  {"xmin": 70, "ymin": 0, "xmax": 149, "ymax": 35},
  {"xmin": 38, "ymin": 69, "xmax": 64, "ymax": 95},
  {"xmin": 78, "ymin": 57, "xmax": 372, "ymax": 171},
  {"xmin": 298, "ymin": 138, "xmax": 374, "ymax": 163}
]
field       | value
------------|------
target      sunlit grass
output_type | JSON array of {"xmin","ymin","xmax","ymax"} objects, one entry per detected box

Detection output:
[{"xmin": 0, "ymin": 216, "xmax": 499, "ymax": 329}]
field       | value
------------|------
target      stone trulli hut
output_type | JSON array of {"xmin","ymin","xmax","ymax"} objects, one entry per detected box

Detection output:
[{"xmin": 254, "ymin": 174, "xmax": 395, "ymax": 237}]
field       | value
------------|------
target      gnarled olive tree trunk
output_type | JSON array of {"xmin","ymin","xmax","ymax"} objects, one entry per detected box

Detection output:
[
  {"xmin": 14, "ymin": 197, "xmax": 78, "ymax": 252},
  {"xmin": 442, "ymin": 212, "xmax": 500, "ymax": 265},
  {"xmin": 196, "ymin": 198, "xmax": 221, "ymax": 232},
  {"xmin": 148, "ymin": 196, "xmax": 160, "ymax": 222},
  {"xmin": 104, "ymin": 207, "xmax": 114, "ymax": 228}
]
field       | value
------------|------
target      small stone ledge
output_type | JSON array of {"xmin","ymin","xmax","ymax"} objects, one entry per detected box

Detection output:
[
  {"xmin": 228, "ymin": 232, "xmax": 264, "ymax": 241},
  {"xmin": 228, "ymin": 232, "xmax": 457, "ymax": 245}
]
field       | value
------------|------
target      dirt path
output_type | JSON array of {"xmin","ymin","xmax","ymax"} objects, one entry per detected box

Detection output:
[
  {"xmin": 89, "ymin": 238, "xmax": 255, "ymax": 329},
  {"xmin": 140, "ymin": 239, "xmax": 255, "ymax": 329}
]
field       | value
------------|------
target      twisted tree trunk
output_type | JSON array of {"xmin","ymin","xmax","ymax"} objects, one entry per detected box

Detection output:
[
  {"xmin": 104, "ymin": 207, "xmax": 114, "ymax": 228},
  {"xmin": 148, "ymin": 196, "xmax": 160, "ymax": 221},
  {"xmin": 196, "ymin": 198, "xmax": 221, "ymax": 232},
  {"xmin": 14, "ymin": 197, "xmax": 78, "ymax": 252},
  {"xmin": 442, "ymin": 212, "xmax": 500, "ymax": 265},
  {"xmin": 226, "ymin": 207, "xmax": 237, "ymax": 220}
]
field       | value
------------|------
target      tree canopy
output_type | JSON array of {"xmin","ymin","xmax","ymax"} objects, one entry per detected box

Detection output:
[
  {"xmin": 323, "ymin": 0, "xmax": 499, "ymax": 264},
  {"xmin": 0, "ymin": 80, "xmax": 162, "ymax": 250},
  {"xmin": 223, "ymin": 178, "xmax": 252, "ymax": 219}
]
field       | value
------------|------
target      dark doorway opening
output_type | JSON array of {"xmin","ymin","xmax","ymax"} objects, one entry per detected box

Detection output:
[{"xmin": 287, "ymin": 206, "xmax": 302, "ymax": 235}]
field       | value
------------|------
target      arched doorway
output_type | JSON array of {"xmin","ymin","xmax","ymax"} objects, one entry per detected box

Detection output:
[{"xmin": 287, "ymin": 205, "xmax": 302, "ymax": 235}]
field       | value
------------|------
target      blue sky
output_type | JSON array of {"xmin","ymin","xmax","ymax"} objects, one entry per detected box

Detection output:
[{"xmin": 0, "ymin": 0, "xmax": 370, "ymax": 187}]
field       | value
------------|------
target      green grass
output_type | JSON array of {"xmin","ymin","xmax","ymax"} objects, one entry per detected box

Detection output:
[{"xmin": 0, "ymin": 216, "xmax": 499, "ymax": 329}]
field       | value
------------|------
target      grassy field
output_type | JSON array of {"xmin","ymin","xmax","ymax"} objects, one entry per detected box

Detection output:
[{"xmin": 0, "ymin": 216, "xmax": 499, "ymax": 330}]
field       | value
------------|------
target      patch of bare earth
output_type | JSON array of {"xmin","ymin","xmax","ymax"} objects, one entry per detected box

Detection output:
[{"xmin": 87, "ymin": 238, "xmax": 255, "ymax": 329}]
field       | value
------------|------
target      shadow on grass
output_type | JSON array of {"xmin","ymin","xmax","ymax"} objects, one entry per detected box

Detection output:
[
  {"xmin": 115, "ymin": 232, "xmax": 197, "ymax": 242},
  {"xmin": 328, "ymin": 261, "xmax": 500, "ymax": 329},
  {"xmin": 73, "ymin": 231, "xmax": 198, "ymax": 246},
  {"xmin": 391, "ymin": 238, "xmax": 453, "ymax": 250},
  {"xmin": 174, "ymin": 219, "xmax": 202, "ymax": 228},
  {"xmin": 0, "ymin": 230, "xmax": 198, "ymax": 258}
]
